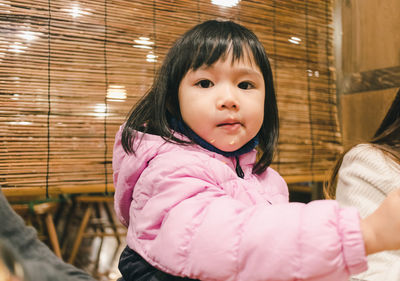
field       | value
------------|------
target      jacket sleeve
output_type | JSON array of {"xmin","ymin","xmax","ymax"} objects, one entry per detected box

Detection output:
[
  {"xmin": 0, "ymin": 189, "xmax": 97, "ymax": 281},
  {"xmin": 127, "ymin": 153, "xmax": 367, "ymax": 281}
]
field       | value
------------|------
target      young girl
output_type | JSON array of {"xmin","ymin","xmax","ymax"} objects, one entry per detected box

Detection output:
[
  {"xmin": 113, "ymin": 20, "xmax": 400, "ymax": 281},
  {"xmin": 325, "ymin": 89, "xmax": 400, "ymax": 281}
]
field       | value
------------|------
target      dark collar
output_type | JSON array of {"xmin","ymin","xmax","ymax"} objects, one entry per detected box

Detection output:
[{"xmin": 169, "ymin": 117, "xmax": 258, "ymax": 158}]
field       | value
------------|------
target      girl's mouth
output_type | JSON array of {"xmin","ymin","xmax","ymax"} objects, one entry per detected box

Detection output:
[{"xmin": 217, "ymin": 122, "xmax": 242, "ymax": 131}]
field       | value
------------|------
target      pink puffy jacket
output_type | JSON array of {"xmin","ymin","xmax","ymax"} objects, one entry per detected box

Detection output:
[{"xmin": 113, "ymin": 127, "xmax": 367, "ymax": 281}]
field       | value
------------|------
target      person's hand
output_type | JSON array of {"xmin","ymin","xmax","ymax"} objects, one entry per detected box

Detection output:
[
  {"xmin": 361, "ymin": 189, "xmax": 400, "ymax": 255},
  {"xmin": 0, "ymin": 240, "xmax": 25, "ymax": 281}
]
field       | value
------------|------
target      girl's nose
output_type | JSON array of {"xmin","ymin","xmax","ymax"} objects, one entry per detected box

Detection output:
[{"xmin": 216, "ymin": 85, "xmax": 240, "ymax": 110}]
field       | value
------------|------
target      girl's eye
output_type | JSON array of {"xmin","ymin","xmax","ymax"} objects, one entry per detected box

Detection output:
[
  {"xmin": 196, "ymin": 79, "xmax": 213, "ymax": 88},
  {"xmin": 238, "ymin": 81, "xmax": 254, "ymax": 90}
]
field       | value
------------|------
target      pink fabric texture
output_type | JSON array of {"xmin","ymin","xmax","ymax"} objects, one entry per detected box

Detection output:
[{"xmin": 113, "ymin": 127, "xmax": 367, "ymax": 281}]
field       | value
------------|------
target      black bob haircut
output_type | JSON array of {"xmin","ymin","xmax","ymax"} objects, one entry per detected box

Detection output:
[
  {"xmin": 371, "ymin": 88, "xmax": 400, "ymax": 159},
  {"xmin": 373, "ymin": 88, "xmax": 400, "ymax": 142},
  {"xmin": 122, "ymin": 20, "xmax": 279, "ymax": 175}
]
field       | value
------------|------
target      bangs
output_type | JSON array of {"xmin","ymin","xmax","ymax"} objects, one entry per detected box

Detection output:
[
  {"xmin": 183, "ymin": 21, "xmax": 262, "ymax": 71},
  {"xmin": 190, "ymin": 35, "xmax": 254, "ymax": 70}
]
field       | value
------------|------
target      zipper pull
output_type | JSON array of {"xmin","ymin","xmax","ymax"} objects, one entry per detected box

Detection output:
[{"xmin": 235, "ymin": 155, "xmax": 244, "ymax": 178}]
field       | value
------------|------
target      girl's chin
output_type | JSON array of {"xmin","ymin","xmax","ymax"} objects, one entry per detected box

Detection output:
[{"xmin": 213, "ymin": 142, "xmax": 244, "ymax": 152}]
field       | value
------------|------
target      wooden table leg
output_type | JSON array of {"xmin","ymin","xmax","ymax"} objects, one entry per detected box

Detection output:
[
  {"xmin": 68, "ymin": 204, "xmax": 93, "ymax": 264},
  {"xmin": 45, "ymin": 213, "xmax": 62, "ymax": 259}
]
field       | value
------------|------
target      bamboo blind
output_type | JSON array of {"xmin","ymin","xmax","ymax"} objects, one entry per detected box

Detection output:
[{"xmin": 0, "ymin": 0, "xmax": 341, "ymax": 196}]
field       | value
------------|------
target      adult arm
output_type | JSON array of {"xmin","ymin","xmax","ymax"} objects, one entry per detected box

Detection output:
[{"xmin": 0, "ymin": 189, "xmax": 97, "ymax": 281}]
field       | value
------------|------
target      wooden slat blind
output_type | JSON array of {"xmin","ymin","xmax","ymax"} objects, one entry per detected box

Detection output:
[{"xmin": 0, "ymin": 0, "xmax": 341, "ymax": 196}]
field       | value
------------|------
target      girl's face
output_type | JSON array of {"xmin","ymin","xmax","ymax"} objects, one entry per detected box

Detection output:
[{"xmin": 178, "ymin": 51, "xmax": 265, "ymax": 152}]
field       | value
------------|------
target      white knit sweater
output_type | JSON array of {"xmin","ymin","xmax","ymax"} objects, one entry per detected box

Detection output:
[{"xmin": 336, "ymin": 143, "xmax": 400, "ymax": 281}]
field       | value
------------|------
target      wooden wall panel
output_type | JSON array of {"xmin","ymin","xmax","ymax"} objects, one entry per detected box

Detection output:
[
  {"xmin": 339, "ymin": 0, "xmax": 400, "ymax": 147},
  {"xmin": 341, "ymin": 89, "xmax": 397, "ymax": 148},
  {"xmin": 342, "ymin": 0, "xmax": 400, "ymax": 73}
]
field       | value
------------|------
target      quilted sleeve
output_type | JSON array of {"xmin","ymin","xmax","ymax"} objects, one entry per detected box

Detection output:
[{"xmin": 129, "ymin": 153, "xmax": 367, "ymax": 281}]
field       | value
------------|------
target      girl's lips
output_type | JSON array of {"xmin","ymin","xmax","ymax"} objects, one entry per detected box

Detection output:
[{"xmin": 217, "ymin": 122, "xmax": 242, "ymax": 131}]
